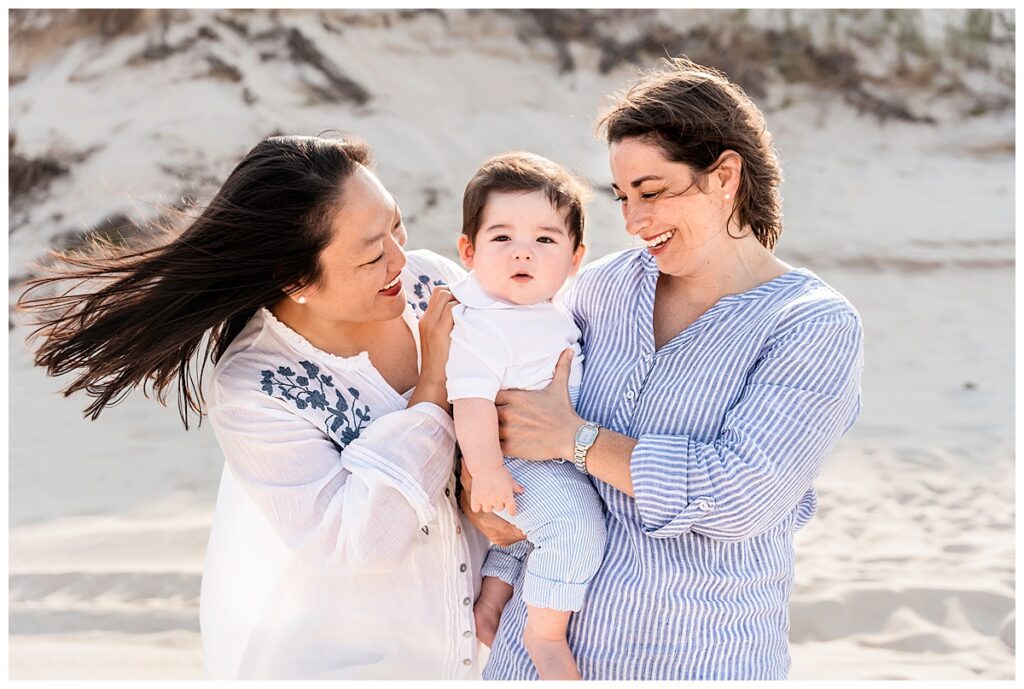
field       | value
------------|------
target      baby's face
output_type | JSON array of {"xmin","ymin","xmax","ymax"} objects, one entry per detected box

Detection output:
[{"xmin": 459, "ymin": 190, "xmax": 584, "ymax": 305}]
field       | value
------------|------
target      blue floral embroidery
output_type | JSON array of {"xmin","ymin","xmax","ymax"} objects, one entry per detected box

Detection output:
[
  {"xmin": 260, "ymin": 360, "xmax": 371, "ymax": 450},
  {"xmin": 407, "ymin": 274, "xmax": 446, "ymax": 314}
]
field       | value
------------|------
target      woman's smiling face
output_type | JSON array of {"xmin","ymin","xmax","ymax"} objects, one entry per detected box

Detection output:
[
  {"xmin": 299, "ymin": 165, "xmax": 410, "ymax": 323},
  {"xmin": 609, "ymin": 136, "xmax": 736, "ymax": 277}
]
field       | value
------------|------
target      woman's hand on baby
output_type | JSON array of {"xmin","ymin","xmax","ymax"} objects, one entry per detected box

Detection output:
[
  {"xmin": 495, "ymin": 348, "xmax": 582, "ymax": 461},
  {"xmin": 418, "ymin": 286, "xmax": 457, "ymax": 379},
  {"xmin": 410, "ymin": 287, "xmax": 457, "ymax": 412},
  {"xmin": 471, "ymin": 466, "xmax": 525, "ymax": 516}
]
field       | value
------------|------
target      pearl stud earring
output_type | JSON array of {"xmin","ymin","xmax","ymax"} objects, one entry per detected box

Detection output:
[
  {"xmin": 297, "ymin": 296, "xmax": 307, "ymax": 304},
  {"xmin": 724, "ymin": 193, "xmax": 732, "ymax": 200}
]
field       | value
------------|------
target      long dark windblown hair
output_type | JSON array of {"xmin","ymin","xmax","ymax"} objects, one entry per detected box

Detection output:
[{"xmin": 17, "ymin": 134, "xmax": 372, "ymax": 428}]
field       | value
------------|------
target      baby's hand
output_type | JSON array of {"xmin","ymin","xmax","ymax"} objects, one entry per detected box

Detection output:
[{"xmin": 470, "ymin": 466, "xmax": 525, "ymax": 516}]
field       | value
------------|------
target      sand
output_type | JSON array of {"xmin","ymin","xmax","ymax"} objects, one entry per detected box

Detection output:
[{"xmin": 7, "ymin": 8, "xmax": 1015, "ymax": 680}]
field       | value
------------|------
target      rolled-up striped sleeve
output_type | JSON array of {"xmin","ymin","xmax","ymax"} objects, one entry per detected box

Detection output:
[{"xmin": 631, "ymin": 313, "xmax": 864, "ymax": 541}]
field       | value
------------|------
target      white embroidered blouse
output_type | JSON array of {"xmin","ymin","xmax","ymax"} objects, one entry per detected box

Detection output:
[{"xmin": 200, "ymin": 249, "xmax": 491, "ymax": 680}]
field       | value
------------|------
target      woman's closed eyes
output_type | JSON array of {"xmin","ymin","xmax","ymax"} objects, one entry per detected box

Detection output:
[{"xmin": 614, "ymin": 190, "xmax": 662, "ymax": 204}]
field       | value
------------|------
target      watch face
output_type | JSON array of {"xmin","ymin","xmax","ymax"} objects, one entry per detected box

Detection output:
[{"xmin": 576, "ymin": 425, "xmax": 599, "ymax": 447}]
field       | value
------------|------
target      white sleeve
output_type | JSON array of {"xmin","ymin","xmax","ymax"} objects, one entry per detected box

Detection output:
[
  {"xmin": 209, "ymin": 394, "xmax": 455, "ymax": 575},
  {"xmin": 446, "ymin": 309, "xmax": 508, "ymax": 401}
]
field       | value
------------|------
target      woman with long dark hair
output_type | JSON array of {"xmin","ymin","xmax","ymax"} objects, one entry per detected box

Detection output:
[{"xmin": 18, "ymin": 135, "xmax": 511, "ymax": 679}]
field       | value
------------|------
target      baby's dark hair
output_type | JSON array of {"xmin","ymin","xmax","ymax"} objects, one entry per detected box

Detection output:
[{"xmin": 461, "ymin": 151, "xmax": 588, "ymax": 249}]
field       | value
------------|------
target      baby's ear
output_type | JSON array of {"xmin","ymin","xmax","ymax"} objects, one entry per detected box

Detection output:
[
  {"xmin": 569, "ymin": 242, "xmax": 586, "ymax": 275},
  {"xmin": 457, "ymin": 233, "xmax": 475, "ymax": 269}
]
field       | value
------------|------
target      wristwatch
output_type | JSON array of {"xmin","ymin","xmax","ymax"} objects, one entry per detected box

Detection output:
[{"xmin": 573, "ymin": 422, "xmax": 600, "ymax": 475}]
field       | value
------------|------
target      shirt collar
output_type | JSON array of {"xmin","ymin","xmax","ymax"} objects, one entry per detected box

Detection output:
[
  {"xmin": 449, "ymin": 272, "xmax": 542, "ymax": 310},
  {"xmin": 638, "ymin": 247, "xmax": 661, "ymax": 276}
]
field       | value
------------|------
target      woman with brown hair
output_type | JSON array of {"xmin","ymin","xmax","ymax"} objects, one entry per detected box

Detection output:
[
  {"xmin": 469, "ymin": 57, "xmax": 865, "ymax": 679},
  {"xmin": 18, "ymin": 135, "xmax": 499, "ymax": 679}
]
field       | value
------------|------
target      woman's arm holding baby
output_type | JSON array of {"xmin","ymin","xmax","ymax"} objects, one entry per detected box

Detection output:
[{"xmin": 495, "ymin": 349, "xmax": 637, "ymax": 495}]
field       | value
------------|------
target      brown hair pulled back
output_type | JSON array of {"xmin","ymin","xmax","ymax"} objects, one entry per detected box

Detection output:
[
  {"xmin": 17, "ymin": 134, "xmax": 371, "ymax": 427},
  {"xmin": 597, "ymin": 56, "xmax": 783, "ymax": 250},
  {"xmin": 462, "ymin": 151, "xmax": 588, "ymax": 250}
]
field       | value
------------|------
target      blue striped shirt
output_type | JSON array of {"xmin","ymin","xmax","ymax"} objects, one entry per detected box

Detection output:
[{"xmin": 481, "ymin": 248, "xmax": 864, "ymax": 680}]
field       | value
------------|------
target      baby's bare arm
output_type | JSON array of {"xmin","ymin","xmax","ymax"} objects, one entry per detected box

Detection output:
[
  {"xmin": 454, "ymin": 398, "xmax": 524, "ymax": 515},
  {"xmin": 454, "ymin": 398, "xmax": 505, "ymax": 476}
]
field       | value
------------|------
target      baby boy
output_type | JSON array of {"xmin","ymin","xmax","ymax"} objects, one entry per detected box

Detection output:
[{"xmin": 447, "ymin": 152, "xmax": 605, "ymax": 680}]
